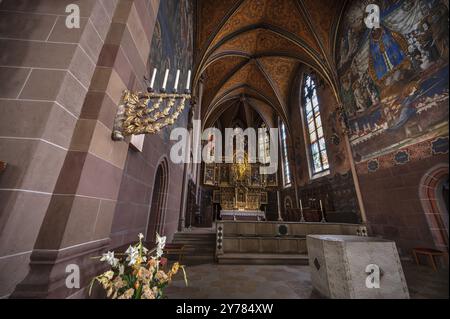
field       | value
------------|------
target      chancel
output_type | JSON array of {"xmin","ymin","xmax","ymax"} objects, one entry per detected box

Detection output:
[{"xmin": 0, "ymin": 0, "xmax": 448, "ymax": 300}]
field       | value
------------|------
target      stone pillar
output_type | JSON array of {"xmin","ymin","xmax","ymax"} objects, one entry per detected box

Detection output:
[
  {"xmin": 178, "ymin": 103, "xmax": 195, "ymax": 231},
  {"xmin": 194, "ymin": 77, "xmax": 205, "ymax": 207},
  {"xmin": 277, "ymin": 190, "xmax": 283, "ymax": 221},
  {"xmin": 343, "ymin": 127, "xmax": 367, "ymax": 223},
  {"xmin": 0, "ymin": 0, "xmax": 101, "ymax": 298},
  {"xmin": 3, "ymin": 0, "xmax": 160, "ymax": 298}
]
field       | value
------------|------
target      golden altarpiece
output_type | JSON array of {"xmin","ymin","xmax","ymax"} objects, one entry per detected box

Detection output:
[{"xmin": 204, "ymin": 153, "xmax": 277, "ymax": 220}]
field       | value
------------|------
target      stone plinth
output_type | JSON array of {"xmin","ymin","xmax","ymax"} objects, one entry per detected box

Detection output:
[
  {"xmin": 306, "ymin": 235, "xmax": 409, "ymax": 299},
  {"xmin": 220, "ymin": 210, "xmax": 265, "ymax": 221}
]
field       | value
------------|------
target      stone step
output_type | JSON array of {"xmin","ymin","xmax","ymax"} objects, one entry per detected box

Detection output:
[
  {"xmin": 173, "ymin": 239, "xmax": 216, "ymax": 244},
  {"xmin": 180, "ymin": 244, "xmax": 215, "ymax": 250},
  {"xmin": 217, "ymin": 253, "xmax": 309, "ymax": 265},
  {"xmin": 181, "ymin": 255, "xmax": 215, "ymax": 266},
  {"xmin": 172, "ymin": 239, "xmax": 216, "ymax": 244},
  {"xmin": 170, "ymin": 231, "xmax": 217, "ymax": 265},
  {"xmin": 172, "ymin": 234, "xmax": 216, "ymax": 240}
]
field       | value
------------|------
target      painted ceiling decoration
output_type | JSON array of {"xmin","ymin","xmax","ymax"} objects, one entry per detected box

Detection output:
[{"xmin": 194, "ymin": 0, "xmax": 349, "ymax": 128}]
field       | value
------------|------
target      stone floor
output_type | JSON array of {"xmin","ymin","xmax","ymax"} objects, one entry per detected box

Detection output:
[{"xmin": 165, "ymin": 261, "xmax": 448, "ymax": 299}]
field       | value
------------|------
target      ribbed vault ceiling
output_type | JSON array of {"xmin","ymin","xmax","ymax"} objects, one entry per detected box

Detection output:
[{"xmin": 194, "ymin": 0, "xmax": 348, "ymax": 127}]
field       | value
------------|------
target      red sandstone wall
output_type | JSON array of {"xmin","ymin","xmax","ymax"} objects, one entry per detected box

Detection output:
[
  {"xmin": 0, "ymin": 0, "xmax": 167, "ymax": 298},
  {"xmin": 357, "ymin": 139, "xmax": 449, "ymax": 256},
  {"xmin": 110, "ymin": 0, "xmax": 193, "ymax": 247},
  {"xmin": 110, "ymin": 135, "xmax": 186, "ymax": 247}
]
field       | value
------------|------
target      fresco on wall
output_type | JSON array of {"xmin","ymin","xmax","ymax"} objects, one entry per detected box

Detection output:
[
  {"xmin": 338, "ymin": 0, "xmax": 449, "ymax": 160},
  {"xmin": 148, "ymin": 0, "xmax": 194, "ymax": 139}
]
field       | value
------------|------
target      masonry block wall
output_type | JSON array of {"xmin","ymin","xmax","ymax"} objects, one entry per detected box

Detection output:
[
  {"xmin": 109, "ymin": 0, "xmax": 193, "ymax": 248},
  {"xmin": 335, "ymin": 0, "xmax": 449, "ymax": 259},
  {"xmin": 110, "ymin": 133, "xmax": 186, "ymax": 248},
  {"xmin": 0, "ymin": 0, "xmax": 163, "ymax": 299},
  {"xmin": 356, "ymin": 143, "xmax": 449, "ymax": 256}
]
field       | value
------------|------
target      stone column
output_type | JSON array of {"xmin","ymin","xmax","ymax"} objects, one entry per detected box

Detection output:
[
  {"xmin": 6, "ymin": 0, "xmax": 160, "ymax": 298},
  {"xmin": 178, "ymin": 102, "xmax": 195, "ymax": 231},
  {"xmin": 194, "ymin": 77, "xmax": 205, "ymax": 207},
  {"xmin": 0, "ymin": 0, "xmax": 102, "ymax": 298},
  {"xmin": 277, "ymin": 190, "xmax": 283, "ymax": 221},
  {"xmin": 339, "ymin": 109, "xmax": 367, "ymax": 224}
]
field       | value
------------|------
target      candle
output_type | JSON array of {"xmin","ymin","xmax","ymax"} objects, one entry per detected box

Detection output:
[
  {"xmin": 319, "ymin": 199, "xmax": 326, "ymax": 223},
  {"xmin": 162, "ymin": 69, "xmax": 169, "ymax": 91},
  {"xmin": 150, "ymin": 68, "xmax": 157, "ymax": 89},
  {"xmin": 186, "ymin": 69, "xmax": 191, "ymax": 91},
  {"xmin": 299, "ymin": 199, "xmax": 305, "ymax": 222},
  {"xmin": 174, "ymin": 69, "xmax": 180, "ymax": 92}
]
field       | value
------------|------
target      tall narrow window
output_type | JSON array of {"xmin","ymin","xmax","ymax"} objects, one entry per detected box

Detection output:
[
  {"xmin": 205, "ymin": 133, "xmax": 215, "ymax": 163},
  {"xmin": 258, "ymin": 123, "xmax": 270, "ymax": 164},
  {"xmin": 280, "ymin": 120, "xmax": 291, "ymax": 187},
  {"xmin": 303, "ymin": 75, "xmax": 329, "ymax": 175}
]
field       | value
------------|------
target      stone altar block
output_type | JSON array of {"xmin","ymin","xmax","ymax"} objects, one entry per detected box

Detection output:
[
  {"xmin": 220, "ymin": 210, "xmax": 265, "ymax": 221},
  {"xmin": 306, "ymin": 235, "xmax": 409, "ymax": 299}
]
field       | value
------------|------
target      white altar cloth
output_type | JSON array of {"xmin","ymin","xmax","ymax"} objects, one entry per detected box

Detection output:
[{"xmin": 220, "ymin": 210, "xmax": 266, "ymax": 220}]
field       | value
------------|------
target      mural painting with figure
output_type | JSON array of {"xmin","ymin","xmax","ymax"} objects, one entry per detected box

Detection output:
[{"xmin": 338, "ymin": 0, "xmax": 449, "ymax": 161}]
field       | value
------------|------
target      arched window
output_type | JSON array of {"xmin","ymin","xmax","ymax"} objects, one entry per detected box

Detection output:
[
  {"xmin": 279, "ymin": 120, "xmax": 291, "ymax": 187},
  {"xmin": 258, "ymin": 123, "xmax": 270, "ymax": 164},
  {"xmin": 206, "ymin": 133, "xmax": 215, "ymax": 163},
  {"xmin": 303, "ymin": 75, "xmax": 329, "ymax": 175}
]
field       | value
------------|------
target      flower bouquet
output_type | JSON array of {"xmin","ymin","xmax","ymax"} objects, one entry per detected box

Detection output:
[{"xmin": 89, "ymin": 233, "xmax": 187, "ymax": 299}]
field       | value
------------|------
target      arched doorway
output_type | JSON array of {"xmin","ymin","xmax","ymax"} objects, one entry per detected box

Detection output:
[
  {"xmin": 419, "ymin": 164, "xmax": 449, "ymax": 252},
  {"xmin": 146, "ymin": 160, "xmax": 168, "ymax": 244}
]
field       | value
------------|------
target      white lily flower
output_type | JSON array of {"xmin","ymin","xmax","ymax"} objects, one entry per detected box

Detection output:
[
  {"xmin": 125, "ymin": 245, "xmax": 139, "ymax": 266},
  {"xmin": 156, "ymin": 233, "xmax": 166, "ymax": 249},
  {"xmin": 125, "ymin": 245, "xmax": 137, "ymax": 256},
  {"xmin": 128, "ymin": 257, "xmax": 137, "ymax": 266},
  {"xmin": 138, "ymin": 233, "xmax": 144, "ymax": 240},
  {"xmin": 100, "ymin": 251, "xmax": 119, "ymax": 267},
  {"xmin": 156, "ymin": 233, "xmax": 166, "ymax": 258}
]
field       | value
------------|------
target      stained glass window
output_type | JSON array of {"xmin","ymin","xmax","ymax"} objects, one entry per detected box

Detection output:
[
  {"xmin": 206, "ymin": 133, "xmax": 215, "ymax": 163},
  {"xmin": 258, "ymin": 123, "xmax": 270, "ymax": 164},
  {"xmin": 303, "ymin": 75, "xmax": 329, "ymax": 175},
  {"xmin": 280, "ymin": 120, "xmax": 291, "ymax": 187}
]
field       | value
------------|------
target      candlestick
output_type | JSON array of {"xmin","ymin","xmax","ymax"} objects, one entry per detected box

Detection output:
[
  {"xmin": 150, "ymin": 68, "xmax": 157, "ymax": 89},
  {"xmin": 162, "ymin": 69, "xmax": 169, "ymax": 91},
  {"xmin": 174, "ymin": 69, "xmax": 180, "ymax": 92},
  {"xmin": 319, "ymin": 199, "xmax": 326, "ymax": 223},
  {"xmin": 299, "ymin": 199, "xmax": 305, "ymax": 222},
  {"xmin": 186, "ymin": 70, "xmax": 191, "ymax": 91}
]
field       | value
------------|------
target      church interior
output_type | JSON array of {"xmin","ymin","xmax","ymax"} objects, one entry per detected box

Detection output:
[{"xmin": 0, "ymin": 0, "xmax": 448, "ymax": 299}]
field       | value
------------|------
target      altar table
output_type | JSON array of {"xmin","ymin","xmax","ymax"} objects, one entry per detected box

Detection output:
[{"xmin": 220, "ymin": 210, "xmax": 266, "ymax": 221}]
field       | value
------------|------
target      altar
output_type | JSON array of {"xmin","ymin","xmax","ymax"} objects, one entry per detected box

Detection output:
[
  {"xmin": 205, "ymin": 152, "xmax": 277, "ymax": 222},
  {"xmin": 220, "ymin": 209, "xmax": 266, "ymax": 221}
]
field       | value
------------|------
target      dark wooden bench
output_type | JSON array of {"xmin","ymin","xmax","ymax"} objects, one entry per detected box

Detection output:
[
  {"xmin": 412, "ymin": 248, "xmax": 446, "ymax": 271},
  {"xmin": 163, "ymin": 243, "xmax": 186, "ymax": 263}
]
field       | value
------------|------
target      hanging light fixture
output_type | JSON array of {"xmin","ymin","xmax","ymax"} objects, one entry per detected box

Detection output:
[{"xmin": 112, "ymin": 69, "xmax": 192, "ymax": 141}]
